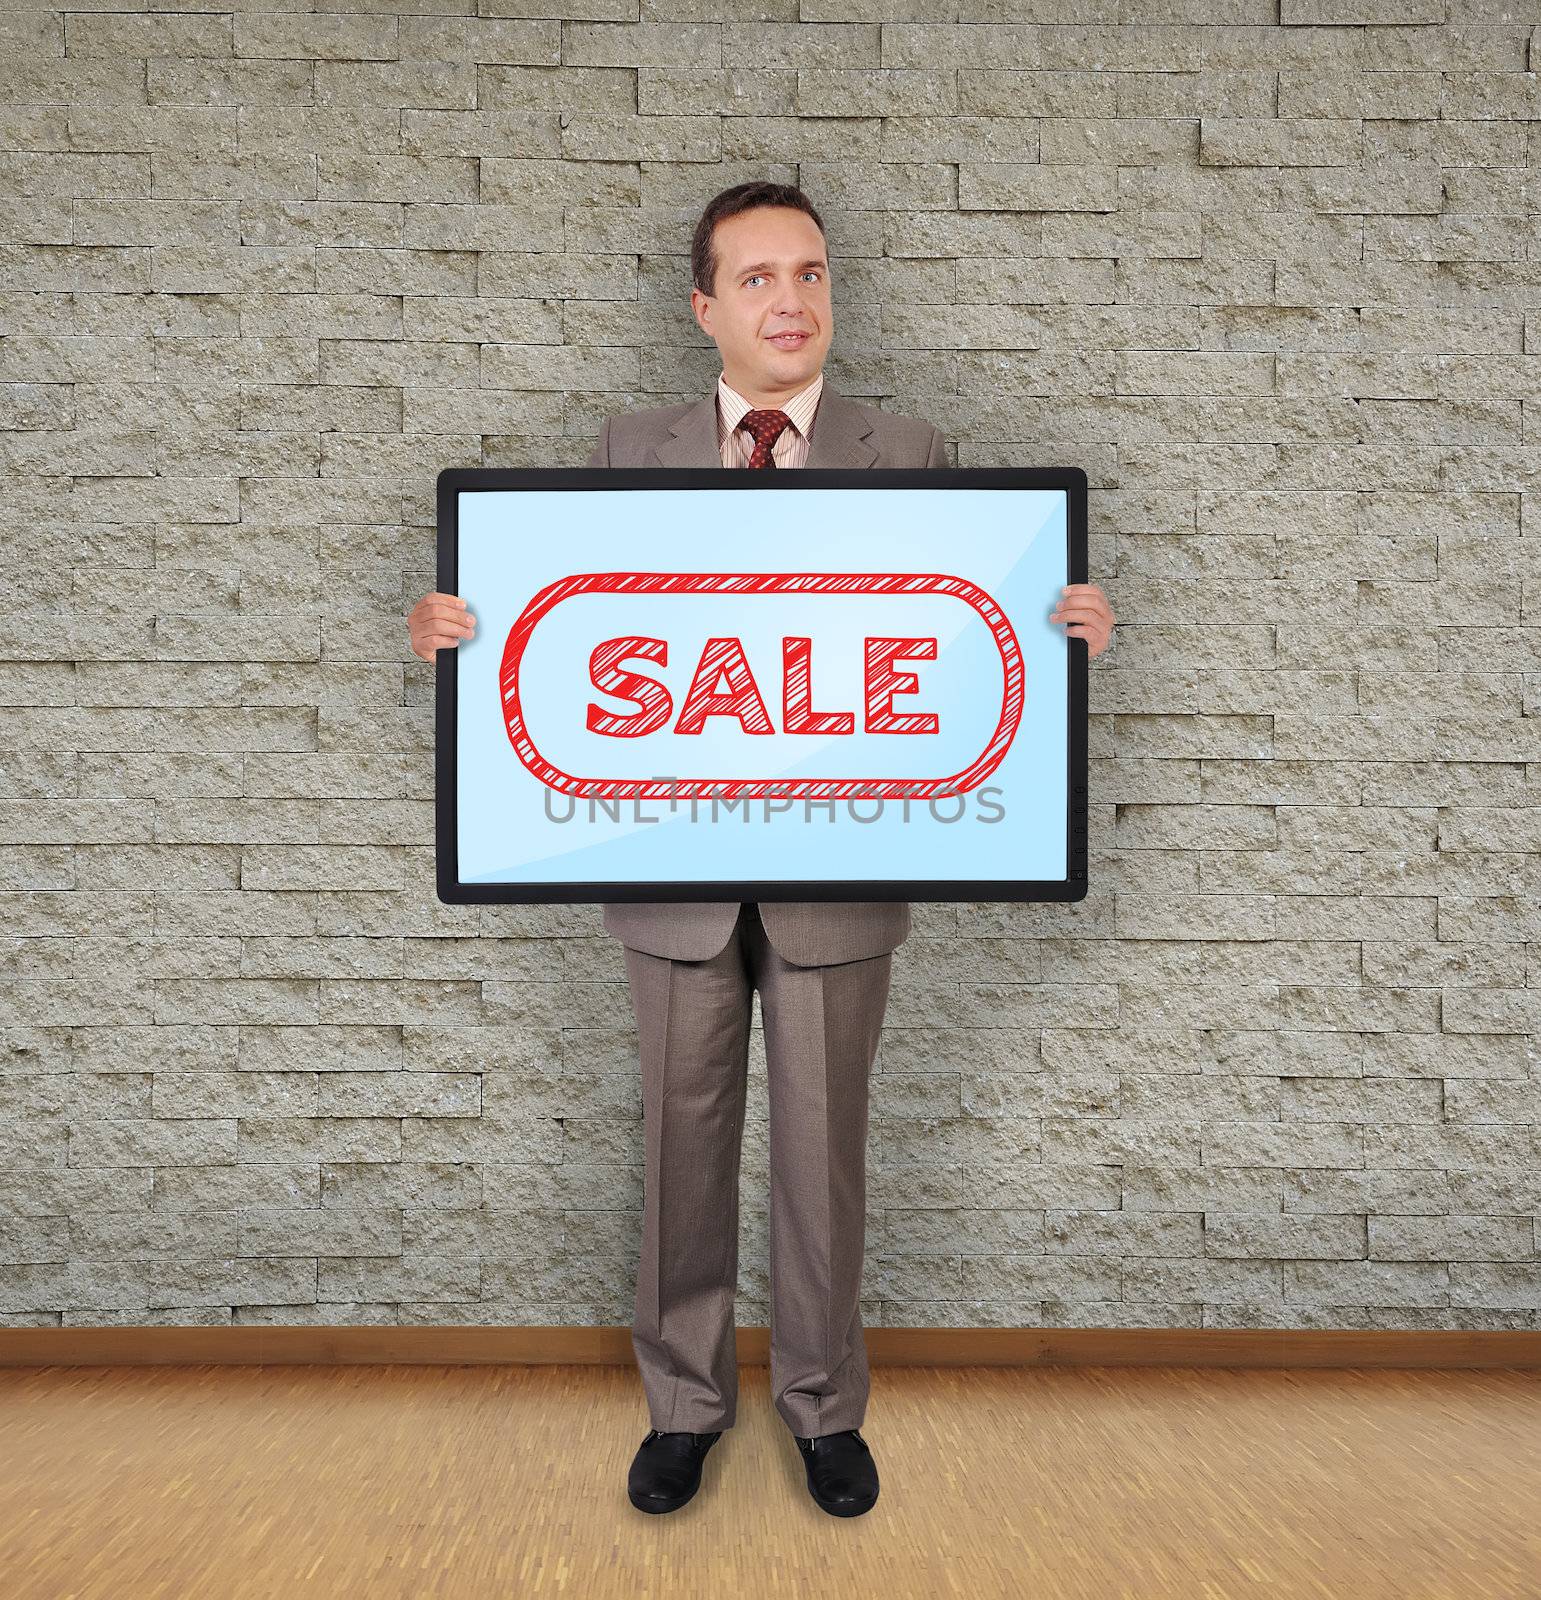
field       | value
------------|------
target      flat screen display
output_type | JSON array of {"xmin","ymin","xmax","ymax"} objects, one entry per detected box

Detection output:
[{"xmin": 435, "ymin": 467, "xmax": 1087, "ymax": 903}]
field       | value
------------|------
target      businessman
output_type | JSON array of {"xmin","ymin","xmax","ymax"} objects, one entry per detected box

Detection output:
[{"xmin": 409, "ymin": 181, "xmax": 1115, "ymax": 1519}]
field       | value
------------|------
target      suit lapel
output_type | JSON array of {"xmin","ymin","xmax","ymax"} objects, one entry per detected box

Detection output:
[{"xmin": 648, "ymin": 380, "xmax": 879, "ymax": 469}]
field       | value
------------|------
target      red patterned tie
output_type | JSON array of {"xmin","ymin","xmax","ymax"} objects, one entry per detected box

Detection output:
[{"xmin": 739, "ymin": 408, "xmax": 791, "ymax": 469}]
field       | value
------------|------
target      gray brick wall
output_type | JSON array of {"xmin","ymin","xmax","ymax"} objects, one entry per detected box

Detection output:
[{"xmin": 1, "ymin": 4, "xmax": 1538, "ymax": 1334}]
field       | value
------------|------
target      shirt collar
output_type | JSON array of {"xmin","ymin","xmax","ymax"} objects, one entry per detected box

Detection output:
[{"xmin": 716, "ymin": 369, "xmax": 824, "ymax": 445}]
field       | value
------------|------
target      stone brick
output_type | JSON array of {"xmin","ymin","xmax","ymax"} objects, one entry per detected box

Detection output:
[{"xmin": 0, "ymin": 6, "xmax": 1535, "ymax": 1338}]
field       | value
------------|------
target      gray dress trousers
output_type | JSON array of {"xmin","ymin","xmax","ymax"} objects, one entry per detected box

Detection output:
[{"xmin": 623, "ymin": 904, "xmax": 892, "ymax": 1437}]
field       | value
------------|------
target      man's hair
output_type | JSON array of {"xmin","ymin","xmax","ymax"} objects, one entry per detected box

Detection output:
[{"xmin": 690, "ymin": 182, "xmax": 827, "ymax": 299}]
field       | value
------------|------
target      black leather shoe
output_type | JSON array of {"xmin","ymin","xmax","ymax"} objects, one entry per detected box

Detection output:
[
  {"xmin": 794, "ymin": 1428, "xmax": 879, "ymax": 1516},
  {"xmin": 627, "ymin": 1428, "xmax": 722, "ymax": 1514}
]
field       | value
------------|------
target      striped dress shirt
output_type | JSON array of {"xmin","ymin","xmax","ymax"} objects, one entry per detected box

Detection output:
[{"xmin": 715, "ymin": 370, "xmax": 823, "ymax": 468}]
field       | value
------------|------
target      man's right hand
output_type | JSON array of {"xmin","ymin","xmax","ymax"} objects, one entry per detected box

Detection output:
[{"xmin": 408, "ymin": 591, "xmax": 475, "ymax": 663}]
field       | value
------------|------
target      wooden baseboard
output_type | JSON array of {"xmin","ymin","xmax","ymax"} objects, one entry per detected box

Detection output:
[{"xmin": 2, "ymin": 1325, "xmax": 1538, "ymax": 1368}]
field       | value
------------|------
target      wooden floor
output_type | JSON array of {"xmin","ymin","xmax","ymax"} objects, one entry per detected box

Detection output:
[{"xmin": 2, "ymin": 1360, "xmax": 1539, "ymax": 1599}]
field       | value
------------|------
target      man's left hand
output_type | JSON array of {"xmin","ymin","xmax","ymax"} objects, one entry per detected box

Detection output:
[{"xmin": 1050, "ymin": 583, "xmax": 1115, "ymax": 659}]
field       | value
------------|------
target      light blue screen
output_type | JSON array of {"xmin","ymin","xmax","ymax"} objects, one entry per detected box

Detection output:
[{"xmin": 455, "ymin": 487, "xmax": 1068, "ymax": 886}]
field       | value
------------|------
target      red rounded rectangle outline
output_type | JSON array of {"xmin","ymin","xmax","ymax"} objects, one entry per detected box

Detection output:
[{"xmin": 498, "ymin": 571, "xmax": 1025, "ymax": 800}]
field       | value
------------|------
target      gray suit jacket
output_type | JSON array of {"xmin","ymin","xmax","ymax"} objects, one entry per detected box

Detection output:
[{"xmin": 584, "ymin": 379, "xmax": 948, "ymax": 967}]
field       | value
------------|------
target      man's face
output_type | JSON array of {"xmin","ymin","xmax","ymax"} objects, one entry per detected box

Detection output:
[{"xmin": 691, "ymin": 206, "xmax": 834, "ymax": 406}]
